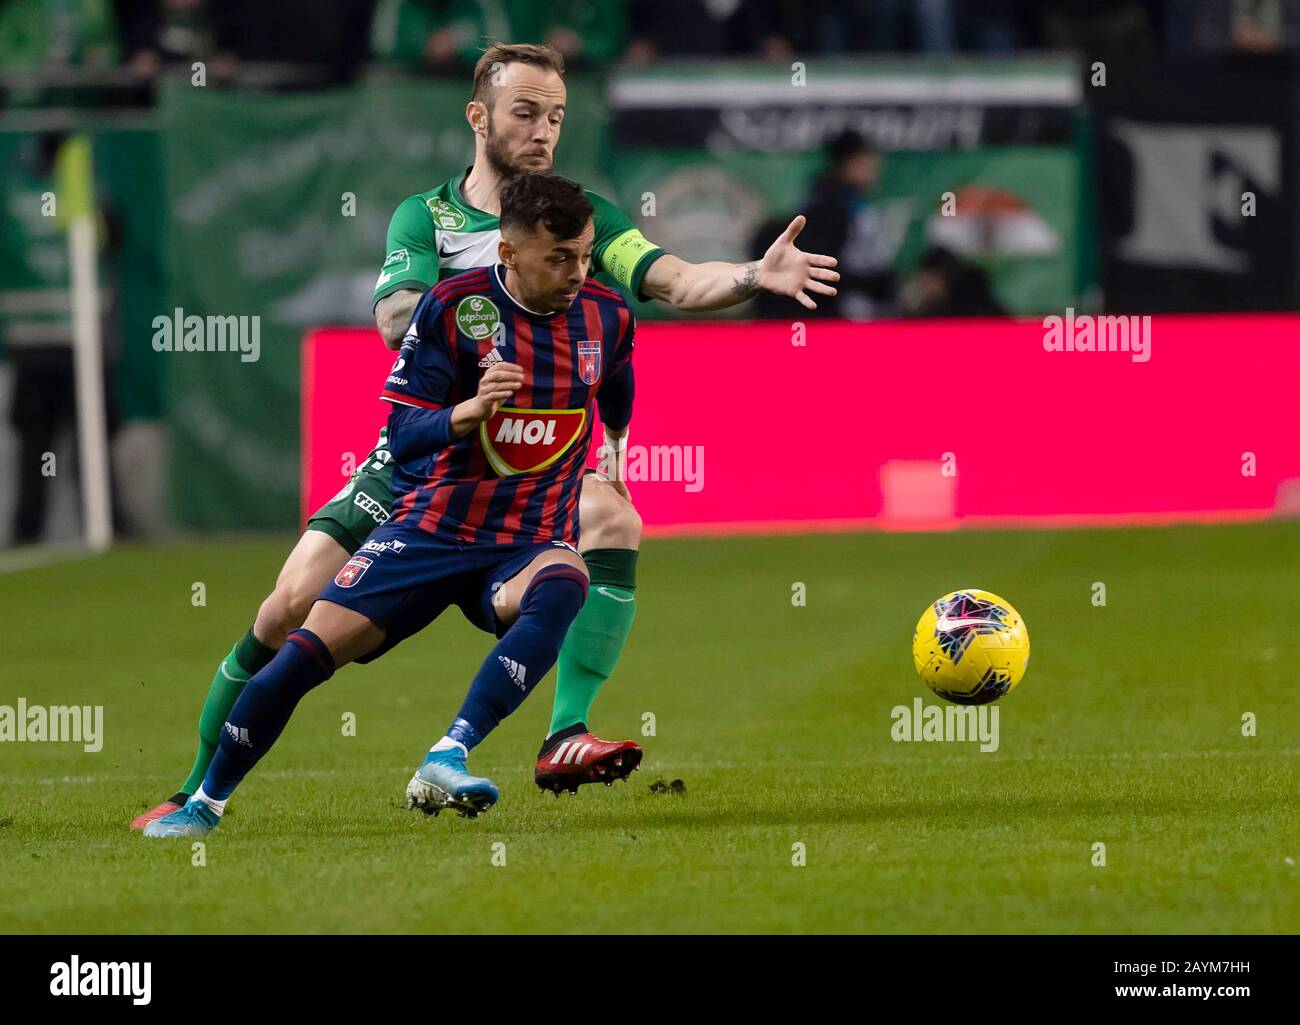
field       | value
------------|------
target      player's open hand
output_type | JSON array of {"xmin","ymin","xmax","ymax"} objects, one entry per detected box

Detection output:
[
  {"xmin": 473, "ymin": 361, "xmax": 524, "ymax": 422},
  {"xmin": 757, "ymin": 215, "xmax": 840, "ymax": 310}
]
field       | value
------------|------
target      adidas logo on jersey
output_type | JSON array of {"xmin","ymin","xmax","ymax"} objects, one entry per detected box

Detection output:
[
  {"xmin": 548, "ymin": 740, "xmax": 593, "ymax": 766},
  {"xmin": 498, "ymin": 655, "xmax": 527, "ymax": 690},
  {"xmin": 224, "ymin": 721, "xmax": 252, "ymax": 747},
  {"xmin": 478, "ymin": 348, "xmax": 503, "ymax": 369}
]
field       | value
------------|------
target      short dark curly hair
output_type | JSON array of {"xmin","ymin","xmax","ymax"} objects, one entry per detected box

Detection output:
[{"xmin": 499, "ymin": 172, "xmax": 593, "ymax": 241}]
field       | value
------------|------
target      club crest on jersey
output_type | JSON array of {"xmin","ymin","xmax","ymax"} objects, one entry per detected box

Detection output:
[
  {"xmin": 480, "ymin": 407, "xmax": 587, "ymax": 477},
  {"xmin": 577, "ymin": 340, "xmax": 602, "ymax": 385},
  {"xmin": 334, "ymin": 556, "xmax": 373, "ymax": 589}
]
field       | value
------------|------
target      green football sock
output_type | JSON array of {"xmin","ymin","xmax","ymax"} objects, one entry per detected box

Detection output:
[
  {"xmin": 178, "ymin": 627, "xmax": 277, "ymax": 796},
  {"xmin": 549, "ymin": 548, "xmax": 638, "ymax": 736}
]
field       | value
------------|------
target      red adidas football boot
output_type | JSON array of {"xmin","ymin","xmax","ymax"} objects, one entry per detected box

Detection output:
[
  {"xmin": 129, "ymin": 792, "xmax": 189, "ymax": 830},
  {"xmin": 536, "ymin": 724, "xmax": 642, "ymax": 795}
]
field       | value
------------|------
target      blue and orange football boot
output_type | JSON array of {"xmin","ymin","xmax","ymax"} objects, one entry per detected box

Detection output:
[
  {"xmin": 405, "ymin": 743, "xmax": 500, "ymax": 818},
  {"xmin": 130, "ymin": 792, "xmax": 188, "ymax": 830},
  {"xmin": 141, "ymin": 797, "xmax": 221, "ymax": 838}
]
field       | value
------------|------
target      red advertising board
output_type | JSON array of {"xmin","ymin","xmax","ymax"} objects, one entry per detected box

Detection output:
[{"xmin": 303, "ymin": 315, "xmax": 1300, "ymax": 535}]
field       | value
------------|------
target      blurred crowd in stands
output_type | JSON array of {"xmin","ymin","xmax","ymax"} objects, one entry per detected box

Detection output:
[{"xmin": 4, "ymin": 0, "xmax": 1300, "ymax": 89}]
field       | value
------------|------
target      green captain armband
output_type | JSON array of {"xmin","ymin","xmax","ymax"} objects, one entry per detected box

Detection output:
[{"xmin": 600, "ymin": 229, "xmax": 664, "ymax": 300}]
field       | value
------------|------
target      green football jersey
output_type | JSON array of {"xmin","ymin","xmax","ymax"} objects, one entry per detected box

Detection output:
[{"xmin": 372, "ymin": 166, "xmax": 665, "ymax": 307}]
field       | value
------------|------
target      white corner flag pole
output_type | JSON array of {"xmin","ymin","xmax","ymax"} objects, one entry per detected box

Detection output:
[{"xmin": 64, "ymin": 137, "xmax": 113, "ymax": 552}]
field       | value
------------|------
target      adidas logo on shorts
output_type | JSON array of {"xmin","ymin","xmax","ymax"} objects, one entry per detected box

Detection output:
[{"xmin": 497, "ymin": 655, "xmax": 527, "ymax": 690}]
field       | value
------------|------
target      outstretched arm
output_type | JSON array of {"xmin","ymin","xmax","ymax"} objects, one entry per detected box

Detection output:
[{"xmin": 639, "ymin": 215, "xmax": 839, "ymax": 312}]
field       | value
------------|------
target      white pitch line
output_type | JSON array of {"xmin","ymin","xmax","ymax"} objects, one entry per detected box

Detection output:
[
  {"xmin": 17, "ymin": 748, "xmax": 1300, "ymax": 786},
  {"xmin": 658, "ymin": 748, "xmax": 1300, "ymax": 768},
  {"xmin": 0, "ymin": 542, "xmax": 98, "ymax": 575}
]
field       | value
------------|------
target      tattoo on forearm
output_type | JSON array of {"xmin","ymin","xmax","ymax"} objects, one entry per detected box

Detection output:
[
  {"xmin": 378, "ymin": 290, "xmax": 421, "ymax": 343},
  {"xmin": 730, "ymin": 262, "xmax": 760, "ymax": 298}
]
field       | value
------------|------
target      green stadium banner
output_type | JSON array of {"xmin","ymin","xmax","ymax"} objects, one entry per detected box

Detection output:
[
  {"xmin": 603, "ymin": 57, "xmax": 1088, "ymax": 319},
  {"xmin": 0, "ymin": 127, "xmax": 165, "ymax": 421},
  {"xmin": 159, "ymin": 75, "xmax": 607, "ymax": 530},
  {"xmin": 97, "ymin": 128, "xmax": 168, "ymax": 422},
  {"xmin": 0, "ymin": 133, "xmax": 70, "ymax": 360},
  {"xmin": 873, "ymin": 145, "xmax": 1083, "ymax": 314}
]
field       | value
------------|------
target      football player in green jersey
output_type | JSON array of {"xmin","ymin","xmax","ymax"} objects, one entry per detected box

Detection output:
[{"xmin": 131, "ymin": 42, "xmax": 839, "ymax": 827}]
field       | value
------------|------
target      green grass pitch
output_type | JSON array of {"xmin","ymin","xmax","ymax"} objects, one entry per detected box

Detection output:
[{"xmin": 1, "ymin": 522, "xmax": 1297, "ymax": 933}]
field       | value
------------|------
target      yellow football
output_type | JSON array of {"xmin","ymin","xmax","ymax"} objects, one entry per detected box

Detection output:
[{"xmin": 912, "ymin": 589, "xmax": 1030, "ymax": 705}]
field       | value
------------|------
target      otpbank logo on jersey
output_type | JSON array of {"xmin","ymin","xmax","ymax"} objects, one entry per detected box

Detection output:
[
  {"xmin": 577, "ymin": 340, "xmax": 602, "ymax": 385},
  {"xmin": 456, "ymin": 296, "xmax": 500, "ymax": 340},
  {"xmin": 426, "ymin": 197, "xmax": 467, "ymax": 231},
  {"xmin": 334, "ymin": 556, "xmax": 373, "ymax": 588},
  {"xmin": 480, "ymin": 407, "xmax": 587, "ymax": 477}
]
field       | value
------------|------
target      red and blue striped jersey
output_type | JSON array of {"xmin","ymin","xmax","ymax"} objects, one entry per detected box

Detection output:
[{"xmin": 380, "ymin": 264, "xmax": 635, "ymax": 546}]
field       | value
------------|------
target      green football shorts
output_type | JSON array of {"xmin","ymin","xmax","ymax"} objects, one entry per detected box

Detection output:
[{"xmin": 305, "ymin": 430, "xmax": 395, "ymax": 554}]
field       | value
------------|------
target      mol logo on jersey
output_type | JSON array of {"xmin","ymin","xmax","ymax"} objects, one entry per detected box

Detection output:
[{"xmin": 480, "ymin": 407, "xmax": 586, "ymax": 477}]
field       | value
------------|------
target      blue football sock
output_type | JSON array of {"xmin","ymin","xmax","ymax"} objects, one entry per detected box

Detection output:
[
  {"xmin": 443, "ymin": 565, "xmax": 588, "ymax": 752},
  {"xmin": 200, "ymin": 629, "xmax": 335, "ymax": 802}
]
